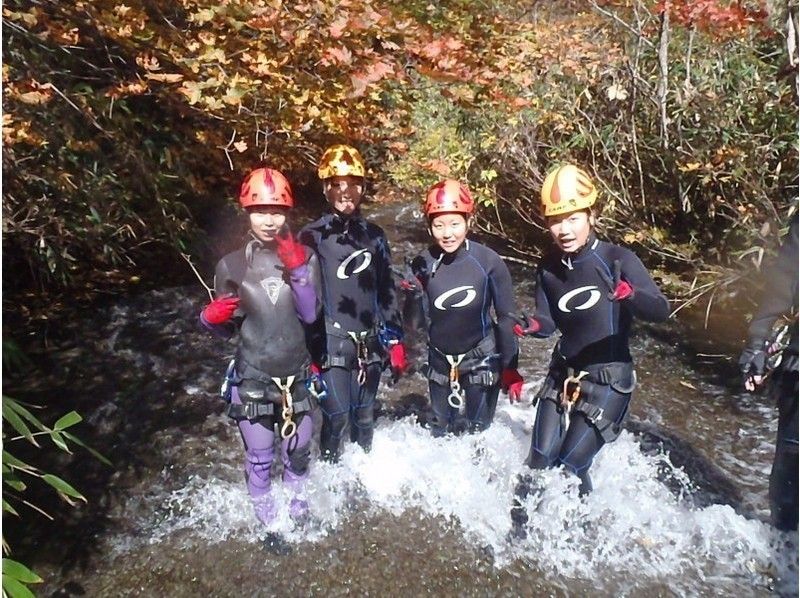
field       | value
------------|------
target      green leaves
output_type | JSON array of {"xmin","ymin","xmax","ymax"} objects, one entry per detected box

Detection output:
[{"xmin": 3, "ymin": 559, "xmax": 43, "ymax": 598}]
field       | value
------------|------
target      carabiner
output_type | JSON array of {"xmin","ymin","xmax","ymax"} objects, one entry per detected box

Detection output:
[
  {"xmin": 272, "ymin": 375, "xmax": 297, "ymax": 439},
  {"xmin": 561, "ymin": 370, "xmax": 588, "ymax": 411},
  {"xmin": 447, "ymin": 382, "xmax": 465, "ymax": 409},
  {"xmin": 444, "ymin": 353, "xmax": 466, "ymax": 410}
]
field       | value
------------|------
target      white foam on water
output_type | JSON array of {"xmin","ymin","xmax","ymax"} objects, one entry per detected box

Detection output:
[{"xmin": 125, "ymin": 397, "xmax": 794, "ymax": 593}]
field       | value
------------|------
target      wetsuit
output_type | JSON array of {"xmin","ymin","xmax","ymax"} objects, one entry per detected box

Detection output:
[
  {"xmin": 300, "ymin": 210, "xmax": 401, "ymax": 461},
  {"xmin": 742, "ymin": 219, "xmax": 798, "ymax": 531},
  {"xmin": 520, "ymin": 232, "xmax": 669, "ymax": 494},
  {"xmin": 202, "ymin": 236, "xmax": 322, "ymax": 522},
  {"xmin": 410, "ymin": 239, "xmax": 519, "ymax": 436}
]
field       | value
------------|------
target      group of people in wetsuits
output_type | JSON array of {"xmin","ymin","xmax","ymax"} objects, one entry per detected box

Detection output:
[{"xmin": 200, "ymin": 144, "xmax": 798, "ymax": 538}]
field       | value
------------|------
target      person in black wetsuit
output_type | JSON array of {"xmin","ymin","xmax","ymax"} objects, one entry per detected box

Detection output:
[
  {"xmin": 406, "ymin": 179, "xmax": 524, "ymax": 437},
  {"xmin": 510, "ymin": 164, "xmax": 669, "ymax": 536},
  {"xmin": 200, "ymin": 167, "xmax": 323, "ymax": 528},
  {"xmin": 300, "ymin": 144, "xmax": 407, "ymax": 462},
  {"xmin": 739, "ymin": 218, "xmax": 798, "ymax": 531}
]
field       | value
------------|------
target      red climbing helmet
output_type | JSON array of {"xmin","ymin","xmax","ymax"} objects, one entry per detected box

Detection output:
[
  {"xmin": 238, "ymin": 168, "xmax": 294, "ymax": 209},
  {"xmin": 423, "ymin": 179, "xmax": 475, "ymax": 217}
]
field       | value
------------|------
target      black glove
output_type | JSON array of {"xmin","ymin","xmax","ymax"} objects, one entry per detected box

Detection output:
[{"xmin": 738, "ymin": 341, "xmax": 767, "ymax": 381}]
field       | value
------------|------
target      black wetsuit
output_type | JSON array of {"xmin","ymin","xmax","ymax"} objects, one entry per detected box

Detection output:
[
  {"xmin": 411, "ymin": 239, "xmax": 519, "ymax": 436},
  {"xmin": 522, "ymin": 232, "xmax": 669, "ymax": 493},
  {"xmin": 203, "ymin": 237, "xmax": 322, "ymax": 519},
  {"xmin": 300, "ymin": 210, "xmax": 401, "ymax": 460},
  {"xmin": 745, "ymin": 219, "xmax": 798, "ymax": 531}
]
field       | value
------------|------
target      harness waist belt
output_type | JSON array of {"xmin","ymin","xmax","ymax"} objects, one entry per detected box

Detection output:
[
  {"xmin": 226, "ymin": 395, "xmax": 315, "ymax": 420},
  {"xmin": 432, "ymin": 332, "xmax": 496, "ymax": 363},
  {"xmin": 325, "ymin": 319, "xmax": 378, "ymax": 340},
  {"xmin": 237, "ymin": 359, "xmax": 315, "ymax": 384}
]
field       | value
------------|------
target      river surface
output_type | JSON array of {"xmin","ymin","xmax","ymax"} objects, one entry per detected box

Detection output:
[{"xmin": 7, "ymin": 199, "xmax": 797, "ymax": 597}]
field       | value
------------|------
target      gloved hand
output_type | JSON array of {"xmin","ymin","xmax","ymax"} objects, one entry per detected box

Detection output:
[
  {"xmin": 275, "ymin": 226, "xmax": 306, "ymax": 271},
  {"xmin": 512, "ymin": 313, "xmax": 541, "ymax": 337},
  {"xmin": 596, "ymin": 259, "xmax": 634, "ymax": 301},
  {"xmin": 739, "ymin": 341, "xmax": 766, "ymax": 391},
  {"xmin": 388, "ymin": 342, "xmax": 408, "ymax": 377},
  {"xmin": 202, "ymin": 294, "xmax": 240, "ymax": 324},
  {"xmin": 501, "ymin": 368, "xmax": 524, "ymax": 403},
  {"xmin": 310, "ymin": 362, "xmax": 323, "ymax": 377},
  {"xmin": 611, "ymin": 280, "xmax": 634, "ymax": 301}
]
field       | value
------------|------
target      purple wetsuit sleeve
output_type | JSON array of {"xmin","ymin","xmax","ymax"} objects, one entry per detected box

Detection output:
[{"xmin": 287, "ymin": 262, "xmax": 317, "ymax": 324}]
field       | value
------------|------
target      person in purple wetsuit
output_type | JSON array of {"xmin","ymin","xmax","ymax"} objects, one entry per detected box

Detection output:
[{"xmin": 200, "ymin": 167, "xmax": 323, "ymax": 532}]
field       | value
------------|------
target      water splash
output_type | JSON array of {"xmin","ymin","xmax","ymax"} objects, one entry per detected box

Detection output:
[{"xmin": 123, "ymin": 399, "xmax": 794, "ymax": 594}]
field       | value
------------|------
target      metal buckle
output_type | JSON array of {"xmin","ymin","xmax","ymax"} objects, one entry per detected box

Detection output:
[
  {"xmin": 586, "ymin": 406, "xmax": 604, "ymax": 425},
  {"xmin": 561, "ymin": 370, "xmax": 588, "ymax": 411},
  {"xmin": 272, "ymin": 375, "xmax": 297, "ymax": 439}
]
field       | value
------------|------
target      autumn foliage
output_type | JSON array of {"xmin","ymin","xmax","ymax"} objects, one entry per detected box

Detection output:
[{"xmin": 2, "ymin": 0, "xmax": 797, "ymax": 309}]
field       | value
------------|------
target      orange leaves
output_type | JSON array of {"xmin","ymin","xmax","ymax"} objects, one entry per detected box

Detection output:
[
  {"xmin": 655, "ymin": 0, "xmax": 769, "ymax": 36},
  {"xmin": 136, "ymin": 54, "xmax": 161, "ymax": 71},
  {"xmin": 106, "ymin": 79, "xmax": 148, "ymax": 100},
  {"xmin": 246, "ymin": 10, "xmax": 280, "ymax": 31},
  {"xmin": 329, "ymin": 16, "xmax": 349, "ymax": 39},
  {"xmin": 323, "ymin": 46, "xmax": 354, "ymax": 66},
  {"xmin": 6, "ymin": 80, "xmax": 54, "ymax": 105},
  {"xmin": 3, "ymin": 114, "xmax": 44, "ymax": 147},
  {"xmin": 145, "ymin": 73, "xmax": 184, "ymax": 83},
  {"xmin": 350, "ymin": 60, "xmax": 395, "ymax": 97},
  {"xmin": 420, "ymin": 159, "xmax": 452, "ymax": 176}
]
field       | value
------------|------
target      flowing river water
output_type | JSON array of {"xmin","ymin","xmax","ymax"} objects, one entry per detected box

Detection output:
[{"xmin": 9, "ymin": 199, "xmax": 797, "ymax": 597}]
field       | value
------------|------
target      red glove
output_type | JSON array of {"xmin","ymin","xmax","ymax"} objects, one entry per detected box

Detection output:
[
  {"xmin": 512, "ymin": 314, "xmax": 541, "ymax": 337},
  {"xmin": 388, "ymin": 342, "xmax": 408, "ymax": 376},
  {"xmin": 202, "ymin": 295, "xmax": 240, "ymax": 324},
  {"xmin": 597, "ymin": 259, "xmax": 634, "ymax": 301},
  {"xmin": 501, "ymin": 368, "xmax": 524, "ymax": 403},
  {"xmin": 611, "ymin": 280, "xmax": 633, "ymax": 301},
  {"xmin": 310, "ymin": 362, "xmax": 322, "ymax": 376},
  {"xmin": 275, "ymin": 228, "xmax": 306, "ymax": 271}
]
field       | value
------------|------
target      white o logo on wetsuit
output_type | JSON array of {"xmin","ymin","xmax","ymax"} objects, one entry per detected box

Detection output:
[
  {"xmin": 260, "ymin": 276, "xmax": 284, "ymax": 305},
  {"xmin": 336, "ymin": 248, "xmax": 372, "ymax": 280},
  {"xmin": 433, "ymin": 285, "xmax": 477, "ymax": 310},
  {"xmin": 557, "ymin": 285, "xmax": 602, "ymax": 313}
]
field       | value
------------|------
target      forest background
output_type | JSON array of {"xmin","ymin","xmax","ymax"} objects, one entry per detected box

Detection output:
[{"xmin": 1, "ymin": 0, "xmax": 798, "ymax": 592}]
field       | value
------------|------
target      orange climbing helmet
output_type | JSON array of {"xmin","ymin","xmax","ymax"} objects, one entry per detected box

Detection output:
[
  {"xmin": 540, "ymin": 164, "xmax": 597, "ymax": 217},
  {"xmin": 238, "ymin": 168, "xmax": 294, "ymax": 209},
  {"xmin": 423, "ymin": 179, "xmax": 475, "ymax": 217},
  {"xmin": 318, "ymin": 144, "xmax": 366, "ymax": 179}
]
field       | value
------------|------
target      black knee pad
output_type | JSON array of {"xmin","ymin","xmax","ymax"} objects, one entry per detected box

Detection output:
[{"xmin": 287, "ymin": 442, "xmax": 311, "ymax": 475}]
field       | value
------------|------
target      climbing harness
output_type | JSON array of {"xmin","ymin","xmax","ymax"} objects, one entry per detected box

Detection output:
[
  {"xmin": 445, "ymin": 353, "xmax": 466, "ymax": 410},
  {"xmin": 272, "ymin": 375, "xmax": 297, "ymax": 439},
  {"xmin": 347, "ymin": 331, "xmax": 371, "ymax": 386}
]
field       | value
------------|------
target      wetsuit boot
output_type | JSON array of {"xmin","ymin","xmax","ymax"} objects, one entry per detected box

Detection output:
[
  {"xmin": 281, "ymin": 413, "xmax": 313, "ymax": 525},
  {"xmin": 238, "ymin": 420, "xmax": 276, "ymax": 525}
]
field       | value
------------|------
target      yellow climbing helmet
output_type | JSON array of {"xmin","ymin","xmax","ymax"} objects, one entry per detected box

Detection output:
[
  {"xmin": 317, "ymin": 144, "xmax": 366, "ymax": 180},
  {"xmin": 540, "ymin": 164, "xmax": 597, "ymax": 217}
]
